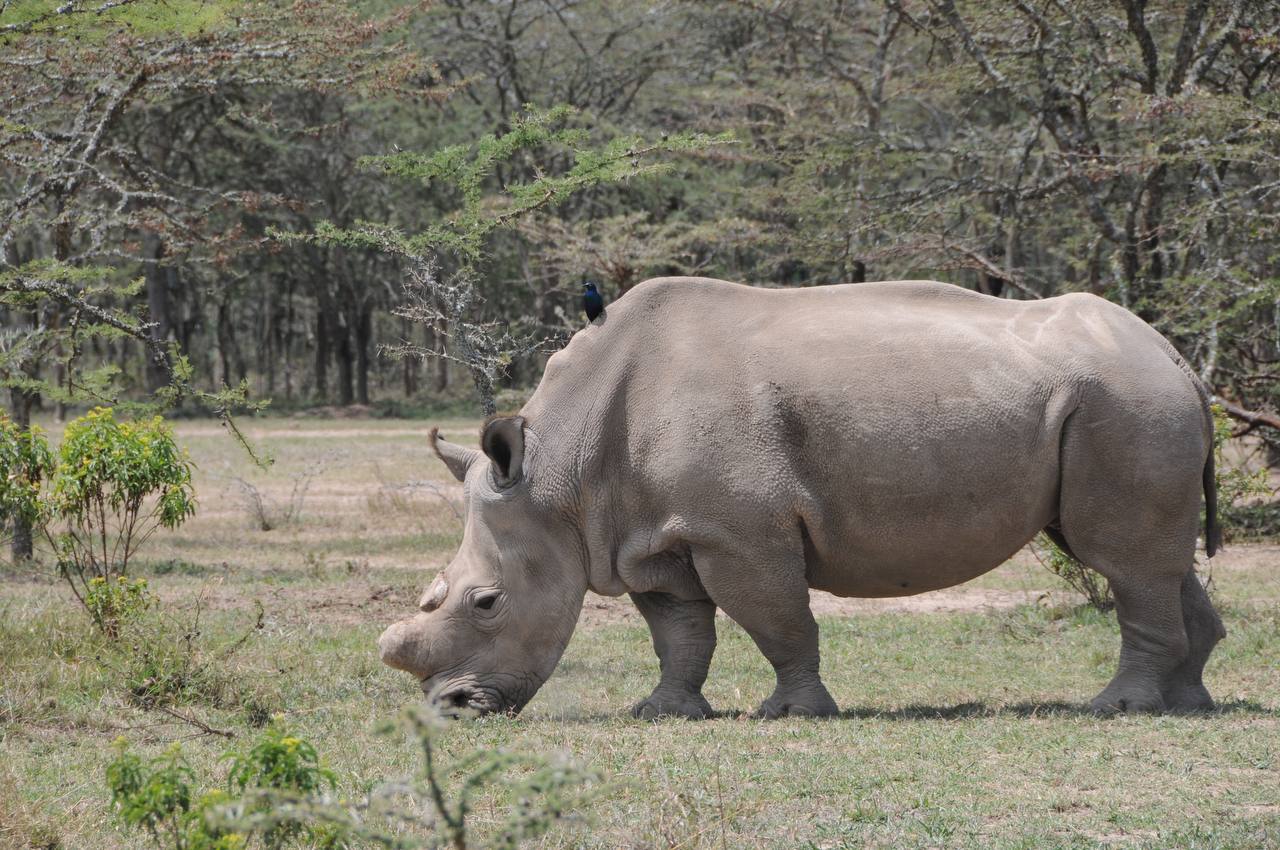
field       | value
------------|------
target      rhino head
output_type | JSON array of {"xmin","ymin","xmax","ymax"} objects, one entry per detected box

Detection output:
[{"xmin": 377, "ymin": 417, "xmax": 588, "ymax": 715}]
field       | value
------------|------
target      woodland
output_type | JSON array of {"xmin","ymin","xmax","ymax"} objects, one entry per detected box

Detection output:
[{"xmin": 3, "ymin": 0, "xmax": 1279, "ymax": 455}]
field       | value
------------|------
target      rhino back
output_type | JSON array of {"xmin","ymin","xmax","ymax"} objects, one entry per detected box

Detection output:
[{"xmin": 523, "ymin": 278, "xmax": 1203, "ymax": 597}]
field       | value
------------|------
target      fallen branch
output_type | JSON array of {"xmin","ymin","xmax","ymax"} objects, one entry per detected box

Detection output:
[
  {"xmin": 1215, "ymin": 396, "xmax": 1280, "ymax": 434},
  {"xmin": 155, "ymin": 705, "xmax": 235, "ymax": 739}
]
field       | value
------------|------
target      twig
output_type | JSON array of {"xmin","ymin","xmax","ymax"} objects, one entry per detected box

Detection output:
[{"xmin": 154, "ymin": 705, "xmax": 235, "ymax": 739}]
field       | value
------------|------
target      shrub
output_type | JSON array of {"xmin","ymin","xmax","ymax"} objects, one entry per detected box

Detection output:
[
  {"xmin": 0, "ymin": 413, "xmax": 54, "ymax": 550},
  {"xmin": 232, "ymin": 706, "xmax": 600, "ymax": 849},
  {"xmin": 107, "ymin": 709, "xmax": 599, "ymax": 850},
  {"xmin": 106, "ymin": 739, "xmax": 242, "ymax": 850},
  {"xmin": 50, "ymin": 408, "xmax": 196, "ymax": 592},
  {"xmin": 1211, "ymin": 404, "xmax": 1275, "ymax": 542},
  {"xmin": 109, "ymin": 599, "xmax": 264, "ymax": 712},
  {"xmin": 85, "ymin": 575, "xmax": 157, "ymax": 637},
  {"xmin": 1031, "ymin": 533, "xmax": 1113, "ymax": 612},
  {"xmin": 224, "ymin": 724, "xmax": 338, "ymax": 849}
]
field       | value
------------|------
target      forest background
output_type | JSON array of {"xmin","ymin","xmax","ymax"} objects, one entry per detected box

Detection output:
[{"xmin": 3, "ymin": 0, "xmax": 1279, "ymax": 456}]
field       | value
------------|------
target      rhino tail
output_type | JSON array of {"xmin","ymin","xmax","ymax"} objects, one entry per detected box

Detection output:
[{"xmin": 1203, "ymin": 447, "xmax": 1220, "ymax": 558}]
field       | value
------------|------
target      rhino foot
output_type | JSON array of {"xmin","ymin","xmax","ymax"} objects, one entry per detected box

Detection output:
[
  {"xmin": 631, "ymin": 689, "xmax": 714, "ymax": 720},
  {"xmin": 1161, "ymin": 682, "xmax": 1216, "ymax": 714},
  {"xmin": 754, "ymin": 685, "xmax": 838, "ymax": 720},
  {"xmin": 1089, "ymin": 684, "xmax": 1166, "ymax": 716}
]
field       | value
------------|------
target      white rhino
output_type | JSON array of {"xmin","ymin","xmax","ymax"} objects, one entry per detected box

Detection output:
[{"xmin": 378, "ymin": 278, "xmax": 1223, "ymax": 718}]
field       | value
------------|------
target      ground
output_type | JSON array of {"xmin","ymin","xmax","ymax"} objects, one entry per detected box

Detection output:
[{"xmin": 2, "ymin": 416, "xmax": 1278, "ymax": 849}]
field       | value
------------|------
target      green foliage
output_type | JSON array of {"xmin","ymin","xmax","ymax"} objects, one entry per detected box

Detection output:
[
  {"xmin": 336, "ymin": 106, "xmax": 731, "ymax": 264},
  {"xmin": 226, "ymin": 724, "xmax": 336, "ymax": 795},
  {"xmin": 0, "ymin": 412, "xmax": 53, "ymax": 538},
  {"xmin": 105, "ymin": 711, "xmax": 596, "ymax": 849},
  {"xmin": 53, "ymin": 407, "xmax": 196, "ymax": 534},
  {"xmin": 85, "ymin": 574, "xmax": 156, "ymax": 635},
  {"xmin": 37, "ymin": 408, "xmax": 195, "ymax": 631},
  {"xmin": 107, "ymin": 739, "xmax": 244, "ymax": 850},
  {"xmin": 223, "ymin": 723, "xmax": 339, "ymax": 849},
  {"xmin": 1211, "ymin": 404, "xmax": 1274, "ymax": 541},
  {"xmin": 1031, "ymin": 533, "xmax": 1114, "ymax": 613}
]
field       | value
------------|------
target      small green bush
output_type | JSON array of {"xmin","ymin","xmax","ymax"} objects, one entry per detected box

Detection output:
[
  {"xmin": 51, "ymin": 408, "xmax": 196, "ymax": 590},
  {"xmin": 0, "ymin": 413, "xmax": 54, "ymax": 547},
  {"xmin": 106, "ymin": 710, "xmax": 599, "ymax": 850},
  {"xmin": 0, "ymin": 407, "xmax": 197, "ymax": 633},
  {"xmin": 85, "ymin": 575, "xmax": 156, "ymax": 636},
  {"xmin": 107, "ymin": 739, "xmax": 243, "ymax": 850}
]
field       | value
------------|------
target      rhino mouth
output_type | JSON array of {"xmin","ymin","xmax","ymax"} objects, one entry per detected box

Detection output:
[{"xmin": 422, "ymin": 676, "xmax": 517, "ymax": 717}]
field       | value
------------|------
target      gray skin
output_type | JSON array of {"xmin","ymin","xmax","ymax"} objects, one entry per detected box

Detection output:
[{"xmin": 378, "ymin": 278, "xmax": 1224, "ymax": 718}]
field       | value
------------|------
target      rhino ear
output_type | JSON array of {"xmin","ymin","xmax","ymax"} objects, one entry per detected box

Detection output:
[
  {"xmin": 481, "ymin": 416, "xmax": 525, "ymax": 489},
  {"xmin": 429, "ymin": 427, "xmax": 481, "ymax": 482}
]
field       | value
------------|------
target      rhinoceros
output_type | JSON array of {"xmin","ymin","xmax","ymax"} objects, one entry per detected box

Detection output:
[{"xmin": 378, "ymin": 277, "xmax": 1224, "ymax": 718}]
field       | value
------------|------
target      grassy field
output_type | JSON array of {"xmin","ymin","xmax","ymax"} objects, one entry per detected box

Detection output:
[{"xmin": 2, "ymin": 416, "xmax": 1278, "ymax": 849}]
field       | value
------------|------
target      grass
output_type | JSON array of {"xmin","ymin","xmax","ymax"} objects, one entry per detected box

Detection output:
[{"xmin": 2, "ymin": 415, "xmax": 1278, "ymax": 849}]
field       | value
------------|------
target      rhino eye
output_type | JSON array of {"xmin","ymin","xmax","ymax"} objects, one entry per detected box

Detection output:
[{"xmin": 474, "ymin": 591, "xmax": 501, "ymax": 611}]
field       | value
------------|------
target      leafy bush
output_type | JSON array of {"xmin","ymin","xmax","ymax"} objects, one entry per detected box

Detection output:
[
  {"xmin": 0, "ymin": 407, "xmax": 197, "ymax": 632},
  {"xmin": 107, "ymin": 739, "xmax": 241, "ymax": 850},
  {"xmin": 106, "ymin": 710, "xmax": 599, "ymax": 850},
  {"xmin": 50, "ymin": 408, "xmax": 197, "ymax": 592},
  {"xmin": 85, "ymin": 575, "xmax": 157, "ymax": 636},
  {"xmin": 225, "ymin": 724, "xmax": 338, "ymax": 849},
  {"xmin": 0, "ymin": 413, "xmax": 54, "ymax": 549},
  {"xmin": 1211, "ymin": 404, "xmax": 1275, "ymax": 542},
  {"xmin": 1030, "ymin": 533, "xmax": 1113, "ymax": 613}
]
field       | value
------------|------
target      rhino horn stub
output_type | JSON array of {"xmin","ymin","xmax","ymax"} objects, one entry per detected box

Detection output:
[
  {"xmin": 419, "ymin": 575, "xmax": 449, "ymax": 612},
  {"xmin": 378, "ymin": 616, "xmax": 432, "ymax": 675},
  {"xmin": 430, "ymin": 427, "xmax": 481, "ymax": 482}
]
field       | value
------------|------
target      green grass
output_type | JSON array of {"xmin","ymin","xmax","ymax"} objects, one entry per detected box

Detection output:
[{"xmin": 2, "ymin": 416, "xmax": 1278, "ymax": 849}]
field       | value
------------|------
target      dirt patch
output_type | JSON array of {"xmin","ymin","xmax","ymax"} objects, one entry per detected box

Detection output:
[{"xmin": 576, "ymin": 586, "xmax": 1066, "ymax": 628}]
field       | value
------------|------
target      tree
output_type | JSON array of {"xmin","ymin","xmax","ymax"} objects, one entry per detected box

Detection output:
[{"xmin": 0, "ymin": 0, "xmax": 428, "ymax": 557}]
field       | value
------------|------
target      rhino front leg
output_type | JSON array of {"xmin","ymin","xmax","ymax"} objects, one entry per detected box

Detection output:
[
  {"xmin": 630, "ymin": 592, "xmax": 717, "ymax": 719},
  {"xmin": 694, "ymin": 546, "xmax": 838, "ymax": 719}
]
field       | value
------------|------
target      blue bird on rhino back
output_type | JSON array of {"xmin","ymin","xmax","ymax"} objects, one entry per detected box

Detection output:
[{"xmin": 583, "ymin": 282, "xmax": 604, "ymax": 322}]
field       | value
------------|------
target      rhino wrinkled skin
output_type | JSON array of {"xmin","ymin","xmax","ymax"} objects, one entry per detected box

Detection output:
[{"xmin": 378, "ymin": 278, "xmax": 1224, "ymax": 718}]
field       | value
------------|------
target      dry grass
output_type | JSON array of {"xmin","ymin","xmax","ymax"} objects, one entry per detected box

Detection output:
[{"xmin": 1, "ymin": 415, "xmax": 1278, "ymax": 849}]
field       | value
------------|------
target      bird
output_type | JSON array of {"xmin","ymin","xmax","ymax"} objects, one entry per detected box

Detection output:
[{"xmin": 582, "ymin": 282, "xmax": 604, "ymax": 322}]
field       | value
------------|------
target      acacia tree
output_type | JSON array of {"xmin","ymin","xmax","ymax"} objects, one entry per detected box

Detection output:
[
  {"xmin": 677, "ymin": 0, "xmax": 1280, "ymax": 449},
  {"xmin": 0, "ymin": 0, "xmax": 428, "ymax": 558},
  {"xmin": 301, "ymin": 105, "xmax": 727, "ymax": 414}
]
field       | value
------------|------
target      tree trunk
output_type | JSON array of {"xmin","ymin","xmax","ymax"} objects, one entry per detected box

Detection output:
[
  {"xmin": 283, "ymin": 278, "xmax": 295, "ymax": 402},
  {"xmin": 8, "ymin": 386, "xmax": 35, "ymax": 562},
  {"xmin": 432, "ymin": 320, "xmax": 449, "ymax": 392},
  {"xmin": 402, "ymin": 318, "xmax": 417, "ymax": 398},
  {"xmin": 216, "ymin": 299, "xmax": 233, "ymax": 388},
  {"xmin": 314, "ymin": 308, "xmax": 329, "ymax": 402},
  {"xmin": 144, "ymin": 235, "xmax": 174, "ymax": 392},
  {"xmin": 355, "ymin": 301, "xmax": 372, "ymax": 405},
  {"xmin": 334, "ymin": 312, "xmax": 354, "ymax": 407}
]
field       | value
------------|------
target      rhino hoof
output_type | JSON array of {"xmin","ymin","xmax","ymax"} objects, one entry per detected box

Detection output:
[
  {"xmin": 754, "ymin": 689, "xmax": 839, "ymax": 720},
  {"xmin": 1089, "ymin": 689, "xmax": 1166, "ymax": 716},
  {"xmin": 631, "ymin": 691, "xmax": 714, "ymax": 720}
]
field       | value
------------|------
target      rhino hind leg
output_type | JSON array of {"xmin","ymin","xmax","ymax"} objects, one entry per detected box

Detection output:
[
  {"xmin": 1087, "ymin": 570, "xmax": 1187, "ymax": 715},
  {"xmin": 1160, "ymin": 568, "xmax": 1225, "ymax": 713},
  {"xmin": 1057, "ymin": 393, "xmax": 1219, "ymax": 715},
  {"xmin": 693, "ymin": 545, "xmax": 838, "ymax": 719},
  {"xmin": 630, "ymin": 592, "xmax": 717, "ymax": 720}
]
